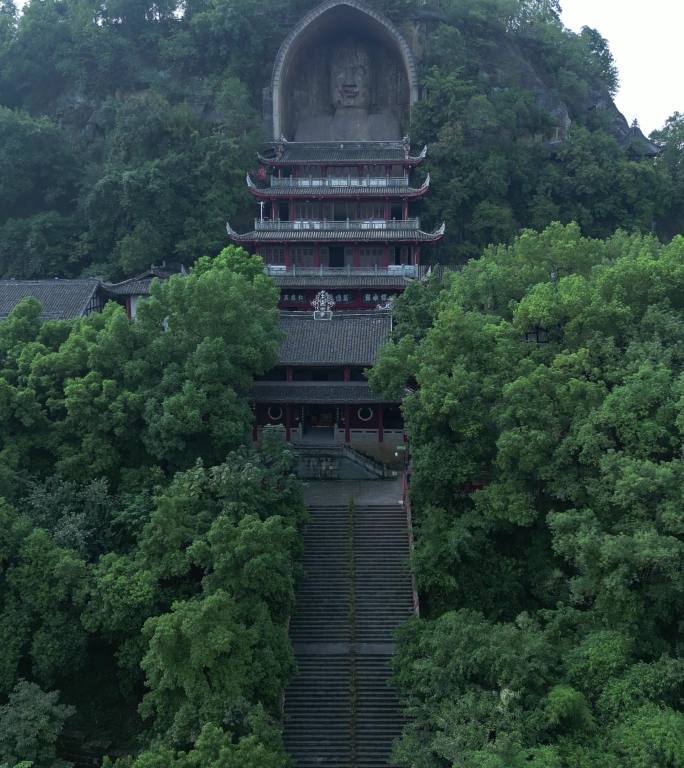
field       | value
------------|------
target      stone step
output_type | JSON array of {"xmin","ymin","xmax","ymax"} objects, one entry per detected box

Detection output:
[{"xmin": 284, "ymin": 493, "xmax": 414, "ymax": 768}]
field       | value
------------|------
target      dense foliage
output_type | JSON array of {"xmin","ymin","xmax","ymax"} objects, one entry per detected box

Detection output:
[
  {"xmin": 0, "ymin": 0, "xmax": 681, "ymax": 278},
  {"xmin": 371, "ymin": 224, "xmax": 684, "ymax": 766},
  {"xmin": 0, "ymin": 248, "xmax": 306, "ymax": 765}
]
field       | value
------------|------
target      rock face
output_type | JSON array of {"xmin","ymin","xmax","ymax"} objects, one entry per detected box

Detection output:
[{"xmin": 404, "ymin": 5, "xmax": 658, "ymax": 151}]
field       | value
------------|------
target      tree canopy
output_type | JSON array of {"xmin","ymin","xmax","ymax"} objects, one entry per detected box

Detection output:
[
  {"xmin": 0, "ymin": 248, "xmax": 304, "ymax": 766},
  {"xmin": 370, "ymin": 224, "xmax": 684, "ymax": 766}
]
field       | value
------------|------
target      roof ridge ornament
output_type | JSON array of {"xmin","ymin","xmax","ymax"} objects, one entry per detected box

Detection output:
[{"xmin": 312, "ymin": 289, "xmax": 335, "ymax": 320}]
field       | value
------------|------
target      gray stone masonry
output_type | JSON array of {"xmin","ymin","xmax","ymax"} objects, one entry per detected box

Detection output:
[{"xmin": 283, "ymin": 478, "xmax": 413, "ymax": 767}]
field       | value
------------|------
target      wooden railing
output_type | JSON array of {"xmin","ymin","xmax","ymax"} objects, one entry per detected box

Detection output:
[
  {"xmin": 271, "ymin": 175, "xmax": 410, "ymax": 188},
  {"xmin": 254, "ymin": 218, "xmax": 420, "ymax": 231}
]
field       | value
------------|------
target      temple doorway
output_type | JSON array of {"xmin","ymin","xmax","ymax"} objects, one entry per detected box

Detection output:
[
  {"xmin": 329, "ymin": 246, "xmax": 345, "ymax": 268},
  {"xmin": 303, "ymin": 405, "xmax": 337, "ymax": 441}
]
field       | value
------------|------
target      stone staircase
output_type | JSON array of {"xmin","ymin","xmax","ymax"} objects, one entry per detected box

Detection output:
[
  {"xmin": 284, "ymin": 481, "xmax": 415, "ymax": 767},
  {"xmin": 294, "ymin": 441, "xmax": 397, "ymax": 480}
]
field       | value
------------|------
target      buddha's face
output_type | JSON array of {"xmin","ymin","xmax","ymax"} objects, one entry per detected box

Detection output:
[{"xmin": 330, "ymin": 41, "xmax": 371, "ymax": 110}]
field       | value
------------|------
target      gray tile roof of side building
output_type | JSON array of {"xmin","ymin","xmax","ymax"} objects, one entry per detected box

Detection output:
[
  {"xmin": 104, "ymin": 267, "xmax": 174, "ymax": 296},
  {"xmin": 252, "ymin": 380, "xmax": 397, "ymax": 404},
  {"xmin": 278, "ymin": 311, "xmax": 392, "ymax": 366},
  {"xmin": 0, "ymin": 279, "xmax": 102, "ymax": 320}
]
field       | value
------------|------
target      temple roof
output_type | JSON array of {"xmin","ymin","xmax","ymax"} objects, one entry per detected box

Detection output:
[
  {"xmin": 258, "ymin": 141, "xmax": 427, "ymax": 166},
  {"xmin": 104, "ymin": 267, "xmax": 174, "ymax": 297},
  {"xmin": 278, "ymin": 310, "xmax": 391, "ymax": 366},
  {"xmin": 0, "ymin": 279, "xmax": 101, "ymax": 321},
  {"xmin": 227, "ymin": 222, "xmax": 445, "ymax": 243},
  {"xmin": 271, "ymin": 273, "xmax": 412, "ymax": 289},
  {"xmin": 246, "ymin": 174, "xmax": 430, "ymax": 198},
  {"xmin": 620, "ymin": 120, "xmax": 661, "ymax": 157},
  {"xmin": 252, "ymin": 380, "xmax": 395, "ymax": 404}
]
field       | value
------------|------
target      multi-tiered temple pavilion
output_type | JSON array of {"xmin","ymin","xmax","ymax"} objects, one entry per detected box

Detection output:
[{"xmin": 227, "ymin": 0, "xmax": 444, "ymax": 460}]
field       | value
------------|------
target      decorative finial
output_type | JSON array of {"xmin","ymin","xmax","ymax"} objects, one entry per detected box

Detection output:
[{"xmin": 312, "ymin": 290, "xmax": 335, "ymax": 320}]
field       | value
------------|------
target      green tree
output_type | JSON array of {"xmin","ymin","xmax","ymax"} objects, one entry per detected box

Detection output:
[
  {"xmin": 0, "ymin": 680, "xmax": 74, "ymax": 768},
  {"xmin": 372, "ymin": 225, "xmax": 684, "ymax": 764}
]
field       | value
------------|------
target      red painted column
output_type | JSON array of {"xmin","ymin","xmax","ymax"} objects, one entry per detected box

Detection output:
[
  {"xmin": 384, "ymin": 198, "xmax": 390, "ymax": 220},
  {"xmin": 414, "ymin": 245, "xmax": 421, "ymax": 265},
  {"xmin": 403, "ymin": 199, "xmax": 409, "ymax": 220},
  {"xmin": 344, "ymin": 367, "xmax": 351, "ymax": 382},
  {"xmin": 286, "ymin": 367, "xmax": 293, "ymax": 382},
  {"xmin": 344, "ymin": 404, "xmax": 351, "ymax": 444},
  {"xmin": 383, "ymin": 245, "xmax": 390, "ymax": 268},
  {"xmin": 285, "ymin": 404, "xmax": 292, "ymax": 442},
  {"xmin": 284, "ymin": 246, "xmax": 292, "ymax": 269},
  {"xmin": 353, "ymin": 245, "xmax": 361, "ymax": 269},
  {"xmin": 378, "ymin": 404, "xmax": 384, "ymax": 443}
]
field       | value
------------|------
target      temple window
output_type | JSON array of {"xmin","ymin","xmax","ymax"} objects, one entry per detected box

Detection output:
[
  {"xmin": 357, "ymin": 406, "xmax": 374, "ymax": 422},
  {"xmin": 292, "ymin": 247, "xmax": 315, "ymax": 266},
  {"xmin": 263, "ymin": 247, "xmax": 285, "ymax": 265},
  {"xmin": 359, "ymin": 247, "xmax": 383, "ymax": 267},
  {"xmin": 267, "ymin": 406, "xmax": 284, "ymax": 421},
  {"xmin": 360, "ymin": 203, "xmax": 385, "ymax": 220}
]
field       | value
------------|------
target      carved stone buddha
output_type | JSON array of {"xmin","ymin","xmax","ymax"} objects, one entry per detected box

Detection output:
[{"xmin": 294, "ymin": 39, "xmax": 401, "ymax": 141}]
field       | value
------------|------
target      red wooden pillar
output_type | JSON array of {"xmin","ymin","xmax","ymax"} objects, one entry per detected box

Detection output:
[
  {"xmin": 384, "ymin": 198, "xmax": 390, "ymax": 220},
  {"xmin": 383, "ymin": 245, "xmax": 390, "ymax": 268},
  {"xmin": 352, "ymin": 245, "xmax": 361, "ymax": 269},
  {"xmin": 289, "ymin": 197, "xmax": 294, "ymax": 221},
  {"xmin": 378, "ymin": 404, "xmax": 384, "ymax": 443},
  {"xmin": 403, "ymin": 199, "xmax": 409, "ymax": 220},
  {"xmin": 344, "ymin": 404, "xmax": 351, "ymax": 444},
  {"xmin": 344, "ymin": 366, "xmax": 351, "ymax": 382},
  {"xmin": 285, "ymin": 404, "xmax": 292, "ymax": 442},
  {"xmin": 414, "ymin": 245, "xmax": 421, "ymax": 265},
  {"xmin": 286, "ymin": 367, "xmax": 294, "ymax": 382}
]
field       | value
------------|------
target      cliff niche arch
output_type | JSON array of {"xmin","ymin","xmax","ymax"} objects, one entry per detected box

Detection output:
[{"xmin": 270, "ymin": 0, "xmax": 419, "ymax": 141}]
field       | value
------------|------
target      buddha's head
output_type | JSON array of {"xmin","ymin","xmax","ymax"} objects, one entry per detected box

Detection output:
[{"xmin": 330, "ymin": 40, "xmax": 371, "ymax": 110}]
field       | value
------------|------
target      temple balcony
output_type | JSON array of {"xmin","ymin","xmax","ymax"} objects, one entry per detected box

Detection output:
[
  {"xmin": 270, "ymin": 175, "xmax": 410, "ymax": 188},
  {"xmin": 254, "ymin": 217, "xmax": 421, "ymax": 231},
  {"xmin": 265, "ymin": 264, "xmax": 418, "ymax": 278}
]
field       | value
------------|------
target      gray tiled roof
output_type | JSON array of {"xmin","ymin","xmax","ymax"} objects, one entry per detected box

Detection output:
[
  {"xmin": 252, "ymin": 381, "xmax": 396, "ymax": 404},
  {"xmin": 105, "ymin": 278, "xmax": 155, "ymax": 296},
  {"xmin": 0, "ymin": 280, "xmax": 101, "ymax": 320},
  {"xmin": 259, "ymin": 141, "xmax": 427, "ymax": 165},
  {"xmin": 278, "ymin": 311, "xmax": 391, "ymax": 366},
  {"xmin": 272, "ymin": 274, "xmax": 410, "ymax": 289},
  {"xmin": 104, "ymin": 268, "xmax": 173, "ymax": 297},
  {"xmin": 227, "ymin": 225, "xmax": 444, "ymax": 243}
]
